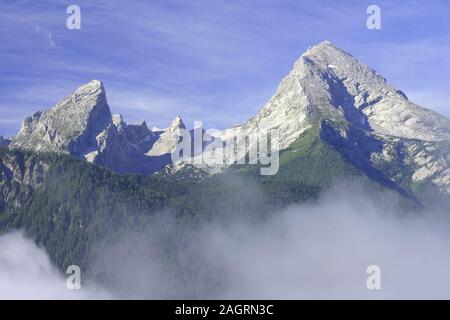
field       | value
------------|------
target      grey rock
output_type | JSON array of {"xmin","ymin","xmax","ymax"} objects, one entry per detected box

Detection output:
[
  {"xmin": 10, "ymin": 80, "xmax": 179, "ymax": 175},
  {"xmin": 12, "ymin": 80, "xmax": 112, "ymax": 157},
  {"xmin": 0, "ymin": 152, "xmax": 50, "ymax": 212},
  {"xmin": 147, "ymin": 115, "xmax": 186, "ymax": 156}
]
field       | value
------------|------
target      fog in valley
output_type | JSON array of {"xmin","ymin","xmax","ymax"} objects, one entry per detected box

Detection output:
[{"xmin": 1, "ymin": 181, "xmax": 450, "ymax": 299}]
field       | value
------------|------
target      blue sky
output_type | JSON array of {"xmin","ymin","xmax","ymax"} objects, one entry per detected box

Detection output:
[{"xmin": 1, "ymin": 0, "xmax": 449, "ymax": 137}]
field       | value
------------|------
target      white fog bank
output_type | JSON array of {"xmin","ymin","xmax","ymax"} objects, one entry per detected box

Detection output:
[
  {"xmin": 1, "ymin": 185, "xmax": 450, "ymax": 299},
  {"xmin": 0, "ymin": 232, "xmax": 110, "ymax": 299}
]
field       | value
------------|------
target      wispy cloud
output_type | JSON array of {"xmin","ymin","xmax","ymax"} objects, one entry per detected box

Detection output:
[{"xmin": 34, "ymin": 26, "xmax": 59, "ymax": 49}]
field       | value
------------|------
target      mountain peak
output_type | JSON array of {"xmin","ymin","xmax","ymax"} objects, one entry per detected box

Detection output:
[
  {"xmin": 295, "ymin": 41, "xmax": 358, "ymax": 71},
  {"xmin": 80, "ymin": 79, "xmax": 103, "ymax": 90},
  {"xmin": 147, "ymin": 116, "xmax": 186, "ymax": 157},
  {"xmin": 172, "ymin": 115, "xmax": 182, "ymax": 122},
  {"xmin": 139, "ymin": 120, "xmax": 148, "ymax": 128},
  {"xmin": 237, "ymin": 40, "xmax": 450, "ymax": 149},
  {"xmin": 169, "ymin": 115, "xmax": 185, "ymax": 130},
  {"xmin": 302, "ymin": 40, "xmax": 348, "ymax": 58},
  {"xmin": 73, "ymin": 80, "xmax": 105, "ymax": 99},
  {"xmin": 308, "ymin": 40, "xmax": 337, "ymax": 50},
  {"xmin": 11, "ymin": 80, "xmax": 112, "ymax": 155}
]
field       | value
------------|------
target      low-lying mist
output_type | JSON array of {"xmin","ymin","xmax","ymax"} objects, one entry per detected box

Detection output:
[
  {"xmin": 0, "ymin": 232, "xmax": 110, "ymax": 299},
  {"xmin": 1, "ymin": 181, "xmax": 450, "ymax": 299}
]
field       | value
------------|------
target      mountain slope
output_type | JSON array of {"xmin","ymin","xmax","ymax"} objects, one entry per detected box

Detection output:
[
  {"xmin": 0, "ymin": 126, "xmax": 419, "ymax": 272},
  {"xmin": 0, "ymin": 147, "xmax": 325, "ymax": 270},
  {"xmin": 12, "ymin": 80, "xmax": 112, "ymax": 155}
]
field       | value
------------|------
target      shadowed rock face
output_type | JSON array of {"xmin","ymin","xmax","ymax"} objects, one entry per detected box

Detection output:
[{"xmin": 0, "ymin": 151, "xmax": 50, "ymax": 213}]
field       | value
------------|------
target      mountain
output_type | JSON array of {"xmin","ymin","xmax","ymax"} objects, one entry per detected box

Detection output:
[
  {"xmin": 147, "ymin": 115, "xmax": 186, "ymax": 156},
  {"xmin": 6, "ymin": 41, "xmax": 450, "ymax": 199},
  {"xmin": 10, "ymin": 80, "xmax": 184, "ymax": 175},
  {"xmin": 230, "ymin": 41, "xmax": 450, "ymax": 145},
  {"xmin": 199, "ymin": 41, "xmax": 450, "ymax": 197},
  {"xmin": 2, "ymin": 40, "xmax": 449, "ymax": 273},
  {"xmin": 12, "ymin": 80, "xmax": 112, "ymax": 155}
]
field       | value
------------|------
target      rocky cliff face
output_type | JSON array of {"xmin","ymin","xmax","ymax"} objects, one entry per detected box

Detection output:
[
  {"xmin": 12, "ymin": 80, "xmax": 112, "ymax": 156},
  {"xmin": 227, "ymin": 41, "xmax": 450, "ymax": 145},
  {"xmin": 207, "ymin": 41, "xmax": 450, "ymax": 196},
  {"xmin": 0, "ymin": 151, "xmax": 50, "ymax": 212},
  {"xmin": 296, "ymin": 41, "xmax": 450, "ymax": 196},
  {"xmin": 147, "ymin": 116, "xmax": 186, "ymax": 157},
  {"xmin": 10, "ymin": 80, "xmax": 184, "ymax": 175}
]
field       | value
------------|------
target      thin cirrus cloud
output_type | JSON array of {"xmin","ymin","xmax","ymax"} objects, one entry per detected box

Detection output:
[{"xmin": 0, "ymin": 0, "xmax": 449, "ymax": 137}]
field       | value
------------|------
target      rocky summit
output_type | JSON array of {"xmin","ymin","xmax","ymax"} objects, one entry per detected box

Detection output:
[
  {"xmin": 208, "ymin": 41, "xmax": 450, "ymax": 196},
  {"xmin": 230, "ymin": 41, "xmax": 450, "ymax": 146},
  {"xmin": 9, "ymin": 80, "xmax": 184, "ymax": 175},
  {"xmin": 12, "ymin": 80, "xmax": 111, "ymax": 156}
]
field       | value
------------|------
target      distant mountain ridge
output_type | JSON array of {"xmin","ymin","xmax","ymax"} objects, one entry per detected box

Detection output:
[{"xmin": 7, "ymin": 41, "xmax": 450, "ymax": 196}]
